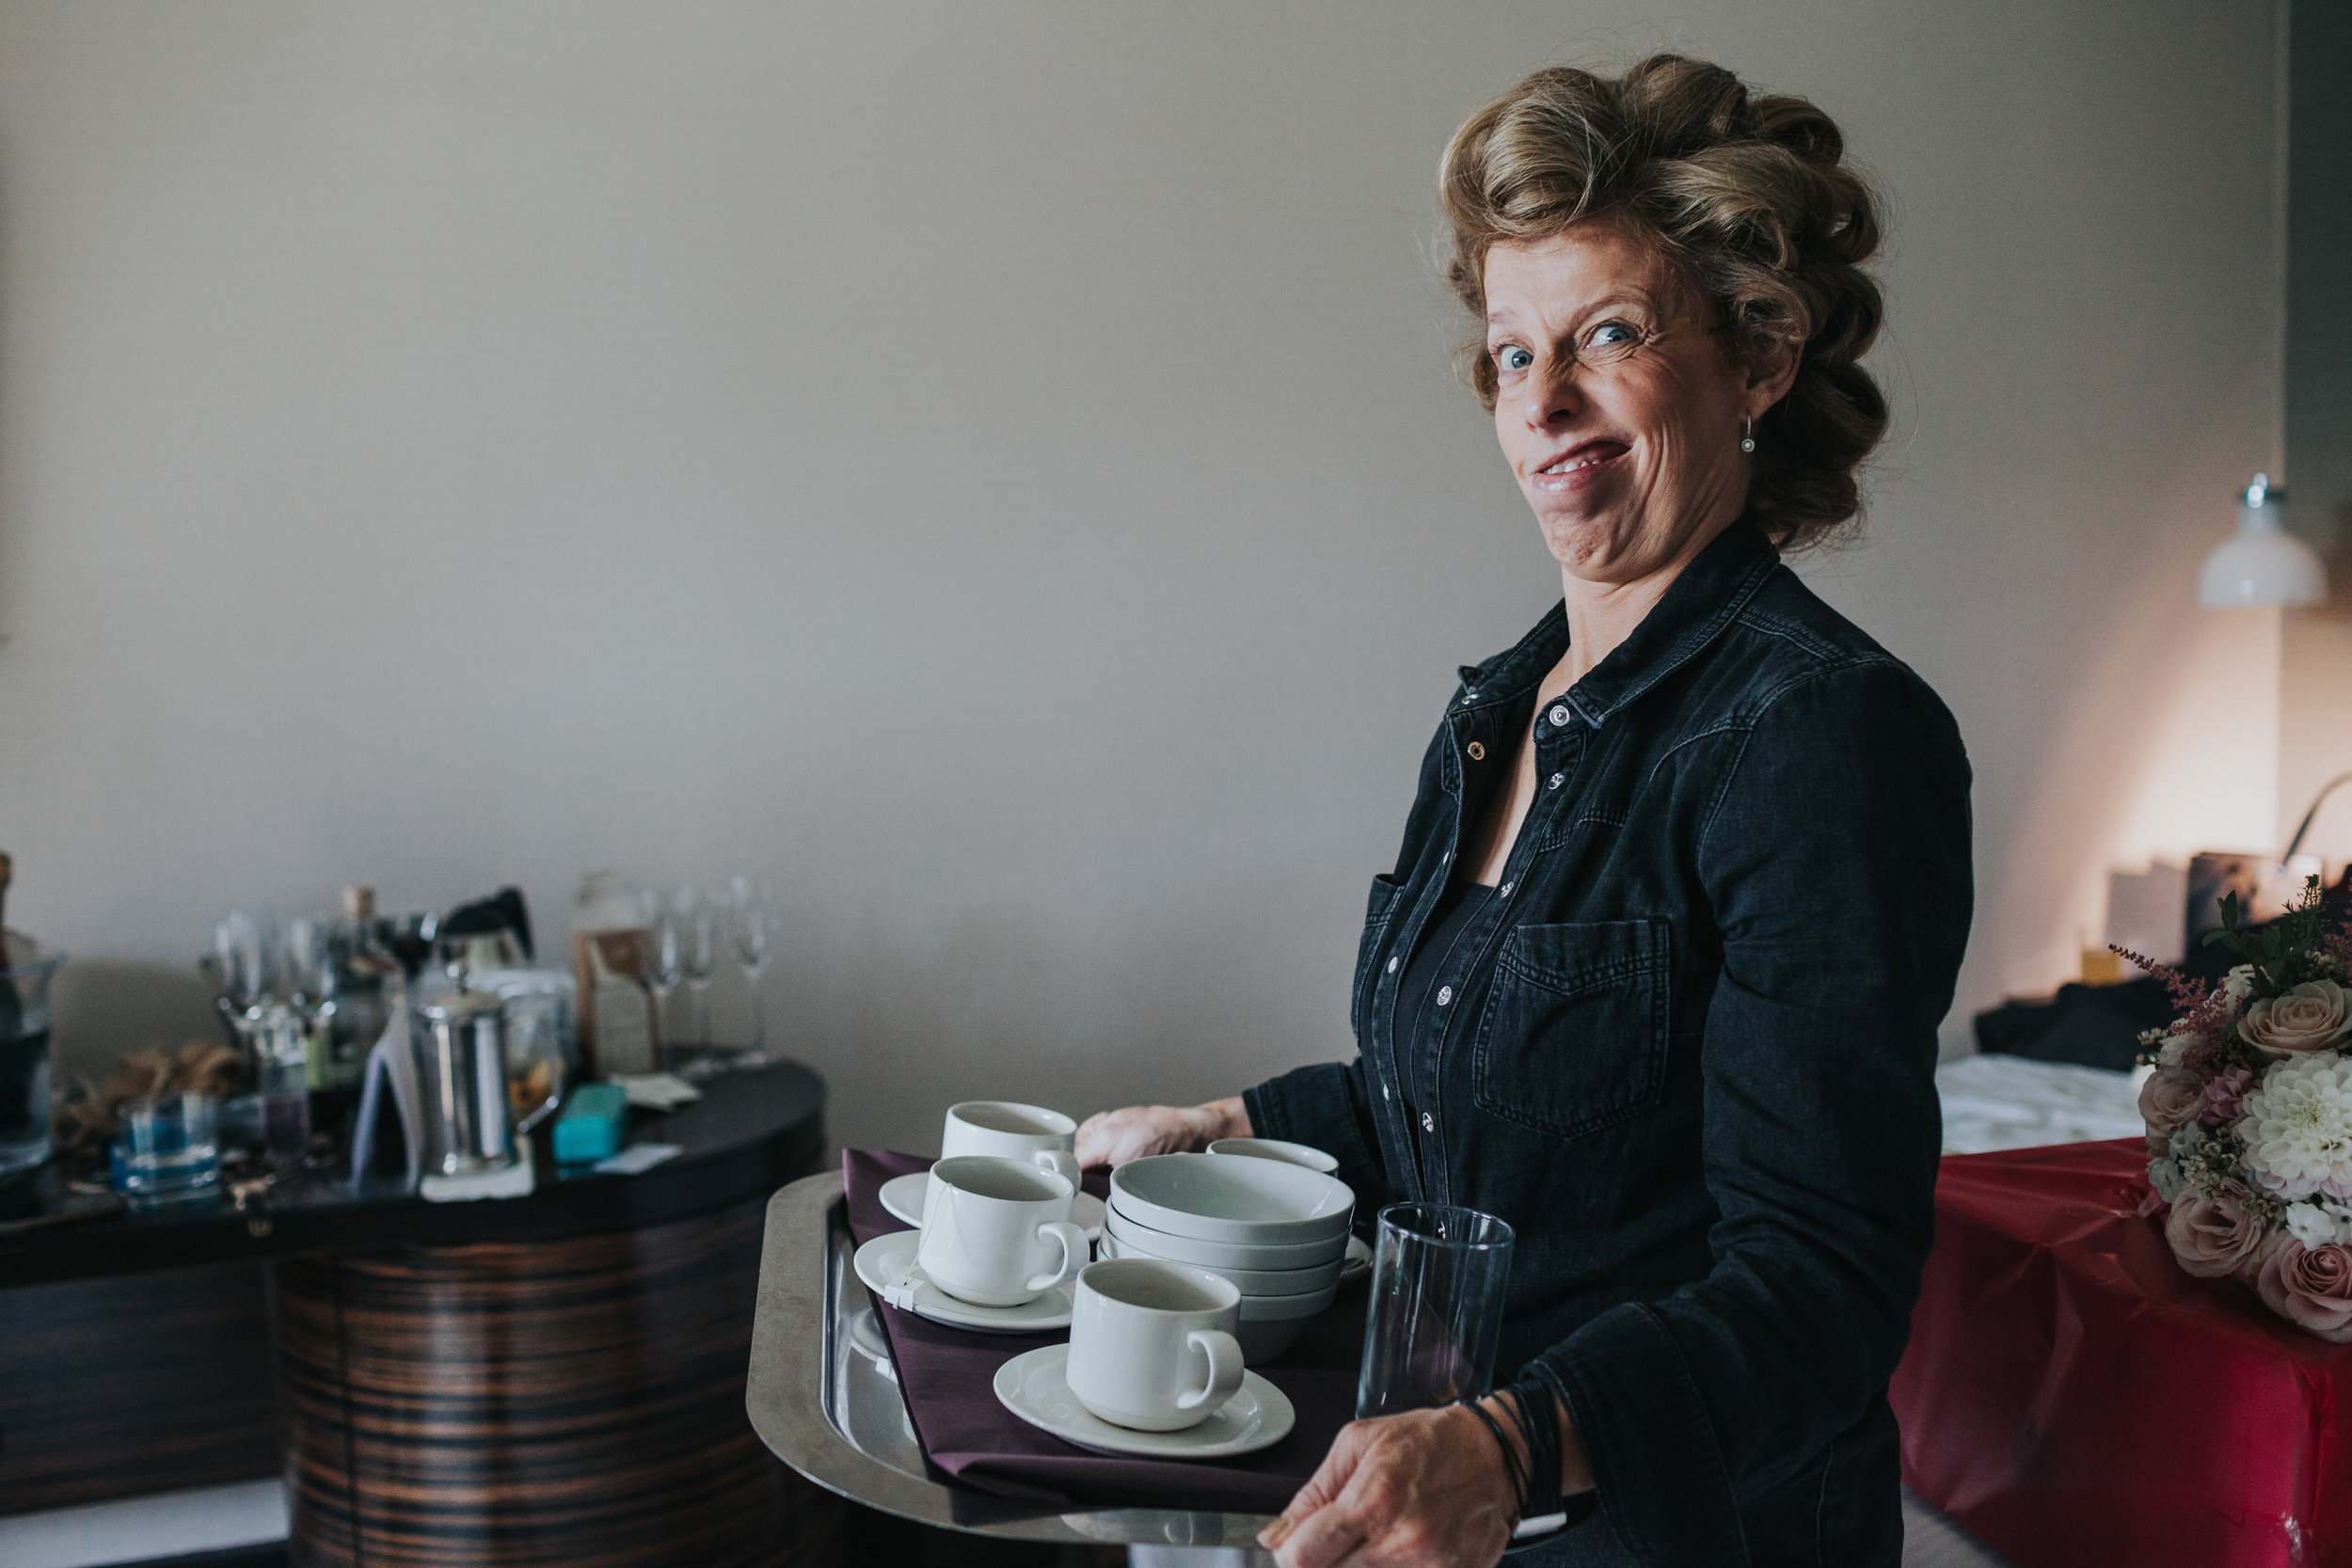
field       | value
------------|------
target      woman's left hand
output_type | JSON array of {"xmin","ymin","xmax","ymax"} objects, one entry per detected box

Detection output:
[{"xmin": 1260, "ymin": 1404, "xmax": 1518, "ymax": 1568}]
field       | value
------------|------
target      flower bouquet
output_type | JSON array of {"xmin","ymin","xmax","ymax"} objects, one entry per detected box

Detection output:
[{"xmin": 2126, "ymin": 878, "xmax": 2352, "ymax": 1341}]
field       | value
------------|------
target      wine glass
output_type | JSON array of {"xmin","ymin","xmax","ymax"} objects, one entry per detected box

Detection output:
[
  {"xmin": 279, "ymin": 915, "xmax": 336, "ymax": 1080},
  {"xmin": 729, "ymin": 875, "xmax": 773, "ymax": 1066},
  {"xmin": 680, "ymin": 887, "xmax": 718, "ymax": 1050},
  {"xmin": 639, "ymin": 892, "xmax": 685, "ymax": 1065},
  {"xmin": 212, "ymin": 911, "xmax": 272, "ymax": 1050},
  {"xmin": 281, "ymin": 917, "xmax": 334, "ymax": 1013}
]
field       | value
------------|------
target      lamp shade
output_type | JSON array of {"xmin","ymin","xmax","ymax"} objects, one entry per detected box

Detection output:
[{"xmin": 2198, "ymin": 474, "xmax": 2325, "ymax": 608}]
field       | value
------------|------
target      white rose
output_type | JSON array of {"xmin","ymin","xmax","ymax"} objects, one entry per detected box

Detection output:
[
  {"xmin": 2154, "ymin": 1032, "xmax": 2203, "ymax": 1067},
  {"xmin": 2241, "ymin": 979, "xmax": 2352, "ymax": 1056}
]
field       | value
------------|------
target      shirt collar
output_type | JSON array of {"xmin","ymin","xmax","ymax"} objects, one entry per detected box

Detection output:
[{"xmin": 1457, "ymin": 519, "xmax": 1782, "ymax": 728}]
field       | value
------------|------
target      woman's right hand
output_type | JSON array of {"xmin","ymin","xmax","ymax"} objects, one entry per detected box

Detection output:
[{"xmin": 1075, "ymin": 1097, "xmax": 1248, "ymax": 1170}]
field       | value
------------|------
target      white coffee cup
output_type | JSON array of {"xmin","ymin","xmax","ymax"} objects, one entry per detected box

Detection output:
[
  {"xmin": 916, "ymin": 1155, "xmax": 1089, "ymax": 1308},
  {"xmin": 1064, "ymin": 1258, "xmax": 1247, "ymax": 1432},
  {"xmin": 926, "ymin": 1101, "xmax": 1083, "ymax": 1219}
]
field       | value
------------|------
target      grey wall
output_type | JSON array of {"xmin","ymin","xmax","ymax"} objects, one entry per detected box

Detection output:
[
  {"xmin": 2288, "ymin": 0, "xmax": 2351, "ymax": 546},
  {"xmin": 2269, "ymin": 0, "xmax": 2351, "ymax": 875},
  {"xmin": 0, "ymin": 1, "xmax": 2290, "ymax": 1151}
]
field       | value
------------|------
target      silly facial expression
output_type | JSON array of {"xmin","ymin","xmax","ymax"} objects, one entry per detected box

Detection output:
[{"xmin": 1485, "ymin": 219, "xmax": 1772, "ymax": 587}]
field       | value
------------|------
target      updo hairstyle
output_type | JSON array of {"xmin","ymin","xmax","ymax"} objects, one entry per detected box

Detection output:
[{"xmin": 1440, "ymin": 55, "xmax": 1887, "ymax": 550}]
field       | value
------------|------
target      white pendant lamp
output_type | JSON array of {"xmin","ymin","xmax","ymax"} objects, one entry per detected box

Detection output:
[{"xmin": 2199, "ymin": 474, "xmax": 2326, "ymax": 608}]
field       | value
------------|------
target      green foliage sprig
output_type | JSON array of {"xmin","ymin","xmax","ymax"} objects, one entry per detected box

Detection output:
[{"xmin": 2202, "ymin": 876, "xmax": 2330, "ymax": 999}]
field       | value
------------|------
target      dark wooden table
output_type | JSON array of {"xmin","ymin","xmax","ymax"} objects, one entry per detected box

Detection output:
[{"xmin": 0, "ymin": 1060, "xmax": 834, "ymax": 1568}]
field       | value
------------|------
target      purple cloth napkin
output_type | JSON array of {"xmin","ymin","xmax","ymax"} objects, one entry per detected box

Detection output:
[{"xmin": 842, "ymin": 1148, "xmax": 1364, "ymax": 1513}]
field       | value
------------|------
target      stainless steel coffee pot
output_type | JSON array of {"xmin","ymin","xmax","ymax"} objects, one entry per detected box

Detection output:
[{"xmin": 412, "ymin": 979, "xmax": 516, "ymax": 1179}]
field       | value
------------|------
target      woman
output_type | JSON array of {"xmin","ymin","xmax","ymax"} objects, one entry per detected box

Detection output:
[{"xmin": 1076, "ymin": 55, "xmax": 1972, "ymax": 1568}]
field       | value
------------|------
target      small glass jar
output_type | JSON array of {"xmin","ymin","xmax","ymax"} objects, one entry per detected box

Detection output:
[{"xmin": 116, "ymin": 1092, "xmax": 221, "ymax": 1205}]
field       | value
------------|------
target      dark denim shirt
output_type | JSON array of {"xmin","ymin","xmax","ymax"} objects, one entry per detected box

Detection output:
[{"xmin": 1244, "ymin": 521, "xmax": 1973, "ymax": 1567}]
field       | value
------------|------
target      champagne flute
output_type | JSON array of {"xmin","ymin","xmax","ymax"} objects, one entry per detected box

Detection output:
[
  {"xmin": 280, "ymin": 916, "xmax": 337, "ymax": 1089},
  {"xmin": 213, "ymin": 911, "xmax": 272, "ymax": 1051},
  {"xmin": 680, "ymin": 886, "xmax": 718, "ymax": 1050},
  {"xmin": 640, "ymin": 892, "xmax": 685, "ymax": 1066},
  {"xmin": 729, "ymin": 875, "xmax": 773, "ymax": 1066}
]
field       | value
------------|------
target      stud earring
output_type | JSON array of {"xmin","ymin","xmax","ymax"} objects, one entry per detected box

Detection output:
[{"xmin": 1740, "ymin": 416, "xmax": 1756, "ymax": 454}]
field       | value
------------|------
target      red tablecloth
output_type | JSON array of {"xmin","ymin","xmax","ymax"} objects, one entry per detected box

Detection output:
[{"xmin": 1893, "ymin": 1138, "xmax": 2352, "ymax": 1567}]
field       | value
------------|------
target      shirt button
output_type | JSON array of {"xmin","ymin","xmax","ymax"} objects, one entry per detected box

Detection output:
[
  {"xmin": 1548, "ymin": 772, "xmax": 1564, "ymax": 789},
  {"xmin": 1499, "ymin": 881, "xmax": 1514, "ymax": 896},
  {"xmin": 1422, "ymin": 1112, "xmax": 1435, "ymax": 1132},
  {"xmin": 1549, "ymin": 704, "xmax": 1571, "ymax": 727},
  {"xmin": 1466, "ymin": 741, "xmax": 1486, "ymax": 761},
  {"xmin": 1386, "ymin": 955, "xmax": 1398, "ymax": 974},
  {"xmin": 1437, "ymin": 986, "xmax": 1453, "ymax": 1006},
  {"xmin": 1383, "ymin": 1085, "xmax": 1391, "ymax": 1101}
]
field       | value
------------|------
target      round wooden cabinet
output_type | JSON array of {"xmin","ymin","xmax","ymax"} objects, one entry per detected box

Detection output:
[
  {"xmin": 275, "ymin": 1196, "xmax": 839, "ymax": 1567},
  {"xmin": 2, "ymin": 1059, "xmax": 834, "ymax": 1568}
]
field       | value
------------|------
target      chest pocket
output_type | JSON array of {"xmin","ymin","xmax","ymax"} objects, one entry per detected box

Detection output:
[
  {"xmin": 1470, "ymin": 918, "xmax": 1671, "ymax": 1140},
  {"xmin": 1352, "ymin": 875, "xmax": 1406, "ymax": 1038}
]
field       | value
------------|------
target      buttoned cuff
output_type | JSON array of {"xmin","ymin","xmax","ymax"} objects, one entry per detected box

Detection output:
[{"xmin": 1528, "ymin": 1302, "xmax": 1745, "ymax": 1565}]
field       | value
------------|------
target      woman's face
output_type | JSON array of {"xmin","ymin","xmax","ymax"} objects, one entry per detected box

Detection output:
[{"xmin": 1484, "ymin": 220, "xmax": 1781, "ymax": 587}]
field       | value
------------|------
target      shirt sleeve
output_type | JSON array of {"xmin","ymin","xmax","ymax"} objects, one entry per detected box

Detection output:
[
  {"xmin": 1244, "ymin": 1056, "xmax": 1394, "ymax": 1213},
  {"xmin": 1520, "ymin": 659, "xmax": 1974, "ymax": 1562}
]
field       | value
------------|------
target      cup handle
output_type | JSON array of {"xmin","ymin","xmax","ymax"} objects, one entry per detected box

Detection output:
[
  {"xmin": 1032, "ymin": 1148, "xmax": 1083, "ymax": 1189},
  {"xmin": 1177, "ymin": 1328, "xmax": 1246, "ymax": 1412},
  {"xmin": 1025, "ymin": 1220, "xmax": 1089, "ymax": 1293}
]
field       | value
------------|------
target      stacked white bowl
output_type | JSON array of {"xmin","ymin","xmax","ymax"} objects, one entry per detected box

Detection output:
[{"xmin": 1102, "ymin": 1152, "xmax": 1355, "ymax": 1363}]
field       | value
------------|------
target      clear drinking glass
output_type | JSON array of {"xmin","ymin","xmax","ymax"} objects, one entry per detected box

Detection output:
[
  {"xmin": 249, "ymin": 1002, "xmax": 311, "ymax": 1170},
  {"xmin": 1356, "ymin": 1203, "xmax": 1516, "ymax": 1419},
  {"xmin": 495, "ymin": 974, "xmax": 573, "ymax": 1133},
  {"xmin": 280, "ymin": 915, "xmax": 339, "ymax": 1089},
  {"xmin": 213, "ymin": 911, "xmax": 272, "ymax": 1048},
  {"xmin": 729, "ymin": 874, "xmax": 773, "ymax": 1065},
  {"xmin": 0, "ymin": 945, "xmax": 66, "ymax": 1180},
  {"xmin": 680, "ymin": 887, "xmax": 718, "ymax": 1048},
  {"xmin": 639, "ymin": 892, "xmax": 684, "ymax": 1062},
  {"xmin": 119, "ymin": 1092, "xmax": 221, "ymax": 1205}
]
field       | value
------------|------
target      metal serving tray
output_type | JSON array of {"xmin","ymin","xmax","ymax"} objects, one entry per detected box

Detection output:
[{"xmin": 746, "ymin": 1170, "xmax": 1277, "ymax": 1550}]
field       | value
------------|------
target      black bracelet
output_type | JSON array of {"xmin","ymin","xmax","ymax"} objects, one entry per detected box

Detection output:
[
  {"xmin": 1499, "ymin": 1381, "xmax": 1565, "ymax": 1521},
  {"xmin": 1460, "ymin": 1398, "xmax": 1526, "ymax": 1520}
]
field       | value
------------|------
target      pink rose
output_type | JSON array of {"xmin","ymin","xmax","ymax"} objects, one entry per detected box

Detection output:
[
  {"xmin": 2239, "ymin": 979, "xmax": 2352, "ymax": 1056},
  {"xmin": 2256, "ymin": 1238, "xmax": 2352, "ymax": 1341},
  {"xmin": 2203, "ymin": 1065, "xmax": 2256, "ymax": 1124},
  {"xmin": 2139, "ymin": 1066, "xmax": 2208, "ymax": 1143},
  {"xmin": 2164, "ymin": 1183, "xmax": 2270, "ymax": 1277}
]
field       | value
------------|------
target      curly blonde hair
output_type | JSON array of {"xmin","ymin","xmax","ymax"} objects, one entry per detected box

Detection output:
[{"xmin": 1440, "ymin": 55, "xmax": 1886, "ymax": 550}]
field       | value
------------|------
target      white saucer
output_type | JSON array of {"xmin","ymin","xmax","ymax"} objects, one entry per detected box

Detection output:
[
  {"xmin": 1341, "ymin": 1233, "xmax": 1371, "ymax": 1285},
  {"xmin": 993, "ymin": 1344, "xmax": 1296, "ymax": 1460},
  {"xmin": 878, "ymin": 1169, "xmax": 1105, "ymax": 1241},
  {"xmin": 852, "ymin": 1230, "xmax": 1075, "ymax": 1334}
]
